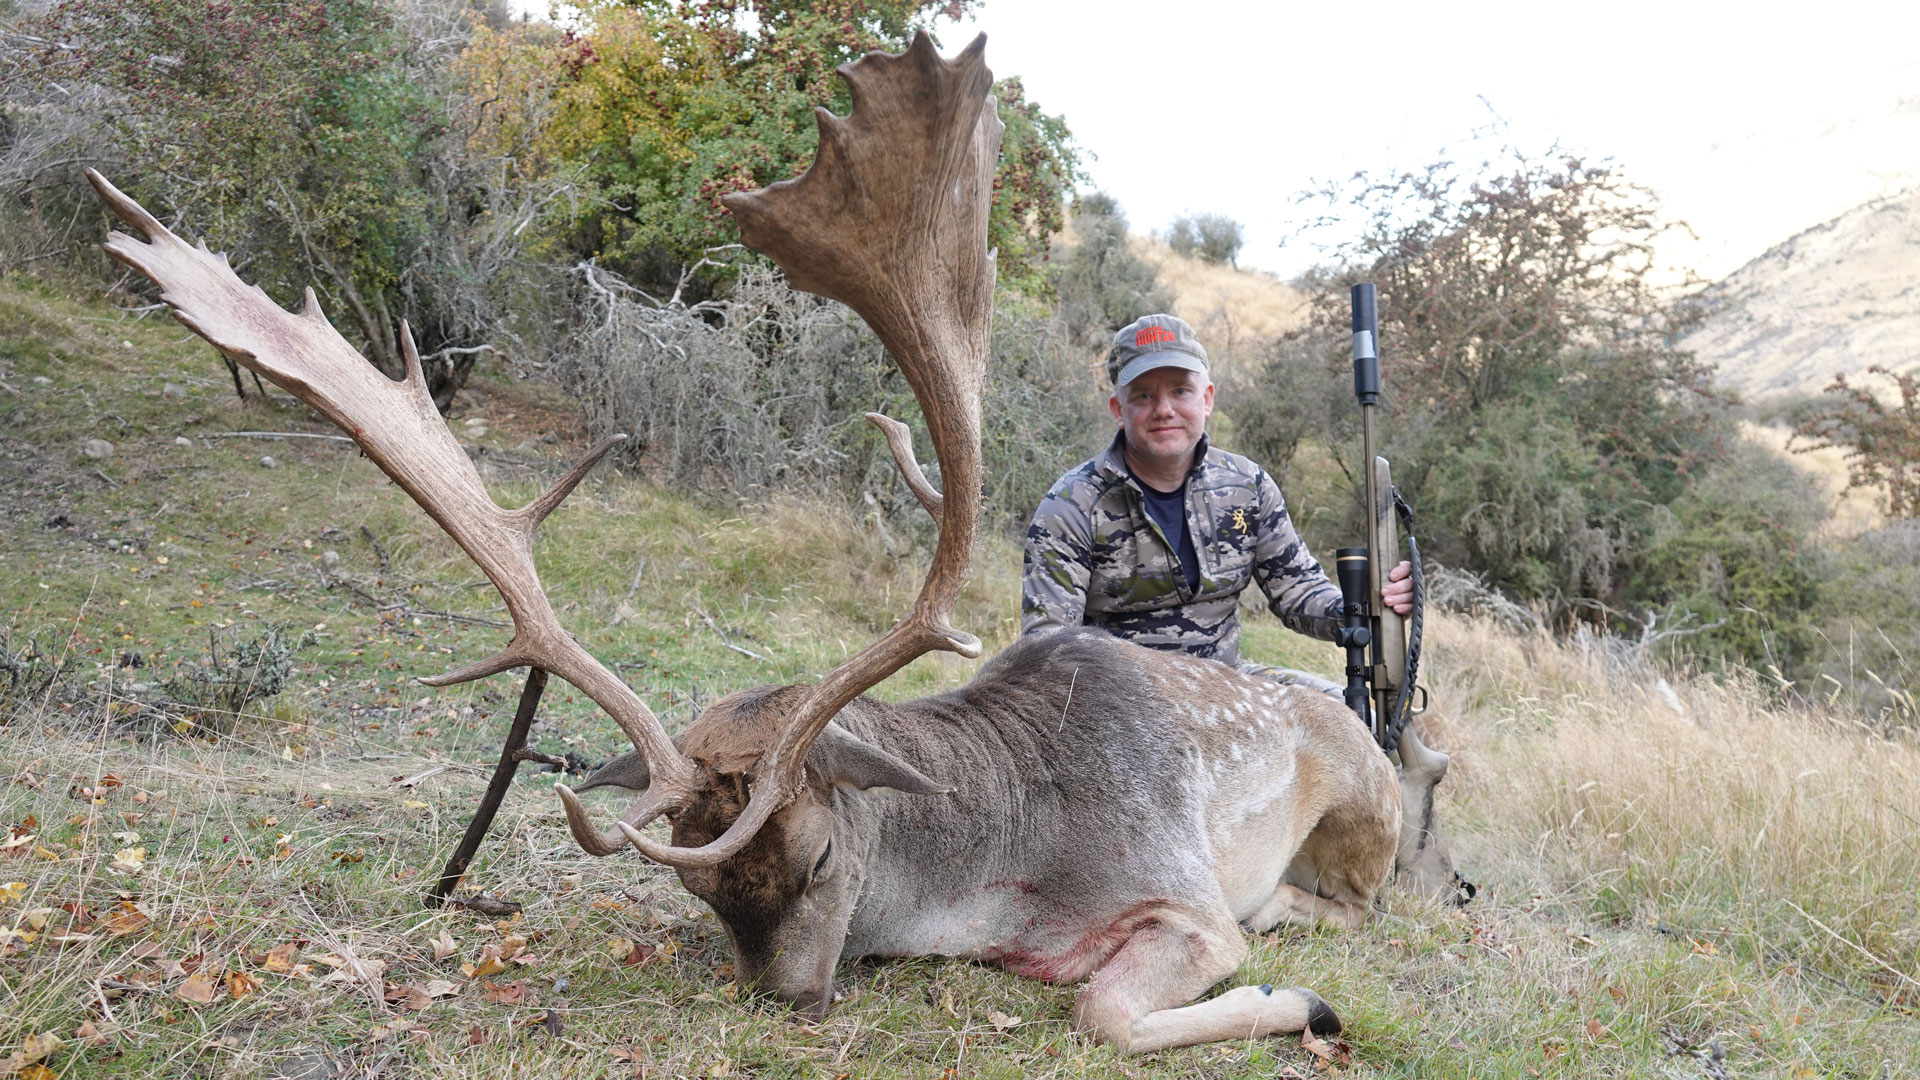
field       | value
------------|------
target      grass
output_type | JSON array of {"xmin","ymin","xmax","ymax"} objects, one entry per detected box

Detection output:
[{"xmin": 3, "ymin": 274, "xmax": 1918, "ymax": 1078}]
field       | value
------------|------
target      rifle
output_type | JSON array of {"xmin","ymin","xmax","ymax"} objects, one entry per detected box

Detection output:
[{"xmin": 1334, "ymin": 282, "xmax": 1426, "ymax": 750}]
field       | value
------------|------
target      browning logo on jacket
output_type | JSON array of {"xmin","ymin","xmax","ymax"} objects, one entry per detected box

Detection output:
[{"xmin": 1022, "ymin": 432, "xmax": 1342, "ymax": 668}]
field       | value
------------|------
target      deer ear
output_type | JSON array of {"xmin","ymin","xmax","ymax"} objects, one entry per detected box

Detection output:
[
  {"xmin": 573, "ymin": 750, "xmax": 651, "ymax": 795},
  {"xmin": 810, "ymin": 724, "xmax": 953, "ymax": 795}
]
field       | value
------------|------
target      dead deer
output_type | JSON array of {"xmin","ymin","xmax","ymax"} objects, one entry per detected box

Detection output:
[{"xmin": 87, "ymin": 31, "xmax": 1467, "ymax": 1053}]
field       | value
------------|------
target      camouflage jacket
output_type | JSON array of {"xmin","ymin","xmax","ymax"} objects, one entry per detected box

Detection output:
[{"xmin": 1021, "ymin": 432, "xmax": 1343, "ymax": 667}]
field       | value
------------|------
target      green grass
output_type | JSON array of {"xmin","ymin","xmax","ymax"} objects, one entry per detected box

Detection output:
[{"xmin": 4, "ymin": 274, "xmax": 1917, "ymax": 1078}]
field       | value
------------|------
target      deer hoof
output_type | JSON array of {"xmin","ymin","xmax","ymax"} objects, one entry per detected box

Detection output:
[{"xmin": 1291, "ymin": 988, "xmax": 1342, "ymax": 1036}]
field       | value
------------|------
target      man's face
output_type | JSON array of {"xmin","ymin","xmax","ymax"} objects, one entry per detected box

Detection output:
[{"xmin": 1109, "ymin": 366, "xmax": 1214, "ymax": 467}]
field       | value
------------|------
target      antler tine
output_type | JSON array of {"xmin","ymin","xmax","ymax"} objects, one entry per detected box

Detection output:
[
  {"xmin": 85, "ymin": 168, "xmax": 698, "ymax": 810},
  {"xmin": 866, "ymin": 412, "xmax": 942, "ymax": 517},
  {"xmin": 556, "ymin": 783, "xmax": 680, "ymax": 858},
  {"xmin": 579, "ymin": 31, "xmax": 1000, "ymax": 870}
]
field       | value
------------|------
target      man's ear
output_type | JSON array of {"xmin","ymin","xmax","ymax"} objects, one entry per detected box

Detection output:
[
  {"xmin": 1109, "ymin": 392, "xmax": 1123, "ymax": 424},
  {"xmin": 808, "ymin": 724, "xmax": 953, "ymax": 795}
]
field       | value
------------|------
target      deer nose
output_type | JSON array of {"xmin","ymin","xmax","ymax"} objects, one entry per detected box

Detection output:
[
  {"xmin": 1452, "ymin": 872, "xmax": 1478, "ymax": 906},
  {"xmin": 782, "ymin": 985, "xmax": 832, "ymax": 1020}
]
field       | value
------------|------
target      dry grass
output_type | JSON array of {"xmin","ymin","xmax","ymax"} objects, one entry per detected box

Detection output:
[{"xmin": 1131, "ymin": 236, "xmax": 1307, "ymax": 376}]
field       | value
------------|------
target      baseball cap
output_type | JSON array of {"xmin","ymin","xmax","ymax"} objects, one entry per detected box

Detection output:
[{"xmin": 1106, "ymin": 314, "xmax": 1209, "ymax": 387}]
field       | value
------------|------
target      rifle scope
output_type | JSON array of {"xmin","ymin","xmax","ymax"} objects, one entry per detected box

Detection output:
[{"xmin": 1334, "ymin": 546, "xmax": 1373, "ymax": 729}]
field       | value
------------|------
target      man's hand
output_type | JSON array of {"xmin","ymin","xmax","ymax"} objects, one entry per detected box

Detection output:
[{"xmin": 1382, "ymin": 560, "xmax": 1413, "ymax": 616}]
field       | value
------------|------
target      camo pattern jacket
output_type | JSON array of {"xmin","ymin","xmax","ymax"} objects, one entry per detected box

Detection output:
[{"xmin": 1021, "ymin": 433, "xmax": 1344, "ymax": 668}]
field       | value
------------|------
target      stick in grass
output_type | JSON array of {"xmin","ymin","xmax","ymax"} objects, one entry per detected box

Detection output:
[{"xmin": 425, "ymin": 666, "xmax": 547, "ymax": 911}]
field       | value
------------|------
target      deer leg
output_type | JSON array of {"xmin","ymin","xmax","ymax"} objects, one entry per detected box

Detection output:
[
  {"xmin": 1072, "ymin": 906, "xmax": 1339, "ymax": 1054},
  {"xmin": 1244, "ymin": 804, "xmax": 1394, "ymax": 933}
]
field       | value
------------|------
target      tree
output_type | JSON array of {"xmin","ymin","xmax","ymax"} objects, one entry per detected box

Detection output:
[
  {"xmin": 26, "ymin": 0, "xmax": 559, "ymax": 408},
  {"xmin": 1242, "ymin": 151, "xmax": 1731, "ymax": 626},
  {"xmin": 1049, "ymin": 192, "xmax": 1172, "ymax": 347},
  {"xmin": 1792, "ymin": 365, "xmax": 1920, "ymax": 519},
  {"xmin": 468, "ymin": 0, "xmax": 1083, "ymax": 295},
  {"xmin": 1167, "ymin": 212, "xmax": 1244, "ymax": 265}
]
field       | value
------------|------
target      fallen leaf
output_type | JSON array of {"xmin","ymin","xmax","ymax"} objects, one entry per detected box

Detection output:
[
  {"xmin": 1300, "ymin": 1029, "xmax": 1354, "ymax": 1066},
  {"xmin": 462, "ymin": 945, "xmax": 507, "ymax": 980},
  {"xmin": 17, "ymin": 1065, "xmax": 56, "ymax": 1080},
  {"xmin": 423, "ymin": 979, "xmax": 458, "ymax": 998},
  {"xmin": 1587, "ymin": 1018, "xmax": 1609, "ymax": 1039},
  {"xmin": 0, "ymin": 1031, "xmax": 61, "ymax": 1073},
  {"xmin": 228, "ymin": 969, "xmax": 261, "ymax": 1000},
  {"xmin": 22, "ymin": 908, "xmax": 50, "ymax": 931},
  {"xmin": 257, "ymin": 942, "xmax": 298, "ymax": 972},
  {"xmin": 319, "ymin": 957, "xmax": 387, "ymax": 984},
  {"xmin": 519, "ymin": 1010, "xmax": 562, "ymax": 1039},
  {"xmin": 110, "ymin": 847, "xmax": 146, "ymax": 873},
  {"xmin": 175, "ymin": 971, "xmax": 218, "ymax": 1005},
  {"xmin": 0, "ymin": 882, "xmax": 25, "ymax": 902},
  {"xmin": 101, "ymin": 902, "xmax": 150, "ymax": 937},
  {"xmin": 111, "ymin": 830, "xmax": 140, "ymax": 845},
  {"xmin": 402, "ymin": 800, "xmax": 428, "ymax": 810},
  {"xmin": 496, "ymin": 934, "xmax": 527, "ymax": 961},
  {"xmin": 482, "ymin": 979, "xmax": 527, "ymax": 1005},
  {"xmin": 72, "ymin": 1021, "xmax": 108, "ymax": 1047},
  {"xmin": 430, "ymin": 928, "xmax": 457, "ymax": 961},
  {"xmin": 625, "ymin": 941, "xmax": 657, "ymax": 967},
  {"xmin": 367, "ymin": 1017, "xmax": 416, "ymax": 1042},
  {"xmin": 468, "ymin": 1025, "xmax": 490, "ymax": 1046},
  {"xmin": 986, "ymin": 1010, "xmax": 1022, "ymax": 1030}
]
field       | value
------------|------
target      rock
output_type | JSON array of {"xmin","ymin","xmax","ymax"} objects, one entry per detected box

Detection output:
[
  {"xmin": 463, "ymin": 416, "xmax": 489, "ymax": 427},
  {"xmin": 467, "ymin": 426, "xmax": 489, "ymax": 439},
  {"xmin": 321, "ymin": 549, "xmax": 341, "ymax": 568},
  {"xmin": 32, "ymin": 375, "xmax": 50, "ymax": 385},
  {"xmin": 259, "ymin": 455, "xmax": 279, "ymax": 469},
  {"xmin": 162, "ymin": 382, "xmax": 189, "ymax": 398},
  {"xmin": 81, "ymin": 438, "xmax": 115, "ymax": 459},
  {"xmin": 120, "ymin": 340, "xmax": 134, "ymax": 350},
  {"xmin": 174, "ymin": 436, "xmax": 192, "ymax": 447}
]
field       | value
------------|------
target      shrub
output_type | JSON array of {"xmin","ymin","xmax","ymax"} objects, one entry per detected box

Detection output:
[
  {"xmin": 1245, "ymin": 150, "xmax": 1729, "ymax": 633},
  {"xmin": 1166, "ymin": 212, "xmax": 1244, "ymax": 265},
  {"xmin": 1791, "ymin": 364, "xmax": 1920, "ymax": 519},
  {"xmin": 161, "ymin": 625, "xmax": 317, "ymax": 735},
  {"xmin": 1049, "ymin": 192, "xmax": 1173, "ymax": 348},
  {"xmin": 554, "ymin": 264, "xmax": 1103, "ymax": 534}
]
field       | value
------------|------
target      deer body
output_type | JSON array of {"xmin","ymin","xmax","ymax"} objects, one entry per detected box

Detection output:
[{"xmin": 583, "ymin": 629, "xmax": 1406, "ymax": 1050}]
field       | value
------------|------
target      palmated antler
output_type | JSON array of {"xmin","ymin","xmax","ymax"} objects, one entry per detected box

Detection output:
[
  {"xmin": 560, "ymin": 30, "xmax": 1002, "ymax": 868},
  {"xmin": 86, "ymin": 169, "xmax": 697, "ymax": 854}
]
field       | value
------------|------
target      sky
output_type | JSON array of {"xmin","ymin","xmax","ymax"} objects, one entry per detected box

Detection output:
[{"xmin": 933, "ymin": 0, "xmax": 1920, "ymax": 280}]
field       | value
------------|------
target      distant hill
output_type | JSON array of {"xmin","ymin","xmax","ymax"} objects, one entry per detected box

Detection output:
[
  {"xmin": 1680, "ymin": 187, "xmax": 1920, "ymax": 400},
  {"xmin": 1132, "ymin": 237, "xmax": 1308, "ymax": 371}
]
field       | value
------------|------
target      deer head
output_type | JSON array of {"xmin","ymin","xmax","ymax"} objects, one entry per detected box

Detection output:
[
  {"xmin": 87, "ymin": 29, "xmax": 999, "ymax": 875},
  {"xmin": 1394, "ymin": 725, "xmax": 1476, "ymax": 904}
]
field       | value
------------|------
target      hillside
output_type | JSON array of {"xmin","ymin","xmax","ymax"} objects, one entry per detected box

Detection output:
[
  {"xmin": 1133, "ymin": 236, "xmax": 1309, "ymax": 369},
  {"xmin": 1680, "ymin": 187, "xmax": 1920, "ymax": 400}
]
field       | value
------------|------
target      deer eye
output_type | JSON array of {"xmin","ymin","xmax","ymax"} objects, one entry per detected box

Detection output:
[{"xmin": 810, "ymin": 840, "xmax": 832, "ymax": 882}]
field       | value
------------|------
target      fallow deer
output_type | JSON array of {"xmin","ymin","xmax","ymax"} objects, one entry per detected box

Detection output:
[{"xmin": 87, "ymin": 31, "xmax": 1467, "ymax": 1053}]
